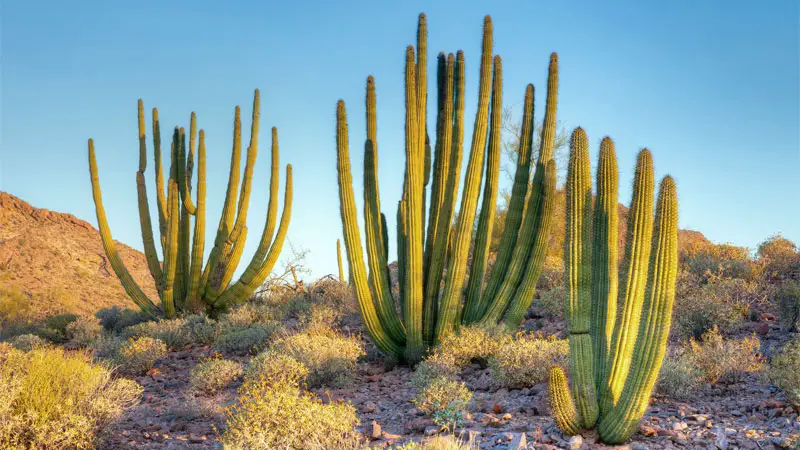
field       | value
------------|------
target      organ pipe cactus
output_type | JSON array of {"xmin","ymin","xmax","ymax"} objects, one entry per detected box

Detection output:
[
  {"xmin": 548, "ymin": 128, "xmax": 679, "ymax": 443},
  {"xmin": 337, "ymin": 239, "xmax": 346, "ymax": 283},
  {"xmin": 335, "ymin": 13, "xmax": 558, "ymax": 363},
  {"xmin": 88, "ymin": 90, "xmax": 293, "ymax": 319}
]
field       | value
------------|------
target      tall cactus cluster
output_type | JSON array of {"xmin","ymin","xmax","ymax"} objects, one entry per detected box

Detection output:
[
  {"xmin": 548, "ymin": 128, "xmax": 679, "ymax": 443},
  {"xmin": 88, "ymin": 90, "xmax": 293, "ymax": 319},
  {"xmin": 336, "ymin": 14, "xmax": 558, "ymax": 363}
]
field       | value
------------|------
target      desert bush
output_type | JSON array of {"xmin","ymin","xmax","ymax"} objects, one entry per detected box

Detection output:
[
  {"xmin": 116, "ymin": 336, "xmax": 167, "ymax": 375},
  {"xmin": 298, "ymin": 303, "xmax": 341, "ymax": 330},
  {"xmin": 189, "ymin": 358, "xmax": 243, "ymax": 394},
  {"xmin": 95, "ymin": 306, "xmax": 151, "ymax": 332},
  {"xmin": 9, "ymin": 333, "xmax": 46, "ymax": 351},
  {"xmin": 219, "ymin": 380, "xmax": 360, "ymax": 450},
  {"xmin": 244, "ymin": 351, "xmax": 309, "ymax": 388},
  {"xmin": 412, "ymin": 326, "xmax": 505, "ymax": 389},
  {"xmin": 0, "ymin": 346, "xmax": 142, "ymax": 449},
  {"xmin": 66, "ymin": 315, "xmax": 104, "ymax": 348},
  {"xmin": 413, "ymin": 376, "xmax": 473, "ymax": 431},
  {"xmin": 681, "ymin": 240, "xmax": 760, "ymax": 281},
  {"xmin": 35, "ymin": 313, "xmax": 79, "ymax": 343},
  {"xmin": 489, "ymin": 334, "xmax": 569, "ymax": 388},
  {"xmin": 686, "ymin": 327, "xmax": 764, "ymax": 384},
  {"xmin": 672, "ymin": 275, "xmax": 770, "ymax": 339},
  {"xmin": 217, "ymin": 303, "xmax": 279, "ymax": 331},
  {"xmin": 758, "ymin": 234, "xmax": 800, "ymax": 281},
  {"xmin": 183, "ymin": 314, "xmax": 221, "ymax": 345},
  {"xmin": 121, "ymin": 318, "xmax": 192, "ymax": 350},
  {"xmin": 270, "ymin": 325, "xmax": 364, "ymax": 388},
  {"xmin": 655, "ymin": 349, "xmax": 702, "ymax": 400},
  {"xmin": 777, "ymin": 282, "xmax": 800, "ymax": 331},
  {"xmin": 535, "ymin": 285, "xmax": 565, "ymax": 319},
  {"xmin": 536, "ymin": 255, "xmax": 565, "ymax": 291},
  {"xmin": 769, "ymin": 339, "xmax": 800, "ymax": 405},
  {"xmin": 91, "ymin": 334, "xmax": 124, "ymax": 359},
  {"xmin": 214, "ymin": 322, "xmax": 282, "ymax": 356},
  {"xmin": 0, "ymin": 287, "xmax": 33, "ymax": 334}
]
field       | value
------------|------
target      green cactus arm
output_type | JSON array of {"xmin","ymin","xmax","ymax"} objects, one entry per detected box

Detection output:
[
  {"xmin": 380, "ymin": 213, "xmax": 390, "ymax": 281},
  {"xmin": 181, "ymin": 113, "xmax": 198, "ymax": 214},
  {"xmin": 176, "ymin": 128, "xmax": 191, "ymax": 309},
  {"xmin": 88, "ymin": 139, "xmax": 161, "ymax": 318},
  {"xmin": 599, "ymin": 176, "xmax": 678, "ymax": 444},
  {"xmin": 397, "ymin": 197, "xmax": 407, "ymax": 321},
  {"xmin": 478, "ymin": 83, "xmax": 535, "ymax": 309},
  {"xmin": 548, "ymin": 366, "xmax": 582, "ymax": 436},
  {"xmin": 152, "ymin": 107, "xmax": 168, "ymax": 245},
  {"xmin": 335, "ymin": 100, "xmax": 404, "ymax": 359},
  {"xmin": 337, "ymin": 239, "xmax": 345, "ymax": 282},
  {"xmin": 401, "ymin": 45, "xmax": 426, "ymax": 363},
  {"xmin": 212, "ymin": 163, "xmax": 292, "ymax": 308},
  {"xmin": 208, "ymin": 126, "xmax": 280, "ymax": 307},
  {"xmin": 462, "ymin": 55, "xmax": 502, "ymax": 324},
  {"xmin": 185, "ymin": 129, "xmax": 206, "ymax": 312},
  {"xmin": 565, "ymin": 127, "xmax": 598, "ymax": 428},
  {"xmin": 590, "ymin": 137, "xmax": 619, "ymax": 391},
  {"xmin": 201, "ymin": 105, "xmax": 243, "ymax": 290},
  {"xmin": 502, "ymin": 159, "xmax": 557, "ymax": 329},
  {"xmin": 216, "ymin": 226, "xmax": 248, "ymax": 295},
  {"xmin": 422, "ymin": 52, "xmax": 456, "ymax": 344},
  {"xmin": 363, "ymin": 76, "xmax": 406, "ymax": 344},
  {"xmin": 161, "ymin": 178, "xmax": 180, "ymax": 319},
  {"xmin": 537, "ymin": 54, "xmax": 559, "ymax": 164},
  {"xmin": 435, "ymin": 16, "xmax": 493, "ymax": 342},
  {"xmin": 600, "ymin": 149, "xmax": 655, "ymax": 414},
  {"xmin": 135, "ymin": 100, "xmax": 165, "ymax": 294}
]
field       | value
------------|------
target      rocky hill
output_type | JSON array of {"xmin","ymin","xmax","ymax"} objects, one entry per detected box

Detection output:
[{"xmin": 0, "ymin": 191, "xmax": 157, "ymax": 320}]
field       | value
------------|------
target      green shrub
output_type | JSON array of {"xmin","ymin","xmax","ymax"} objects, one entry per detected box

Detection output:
[
  {"xmin": 244, "ymin": 351, "xmax": 309, "ymax": 388},
  {"xmin": 535, "ymin": 285, "xmax": 565, "ymax": 319},
  {"xmin": 116, "ymin": 337, "xmax": 168, "ymax": 375},
  {"xmin": 777, "ymin": 282, "xmax": 800, "ymax": 332},
  {"xmin": 0, "ymin": 346, "xmax": 142, "ymax": 449},
  {"xmin": 270, "ymin": 325, "xmax": 364, "ymax": 388},
  {"xmin": 91, "ymin": 334, "xmax": 124, "ymax": 359},
  {"xmin": 412, "ymin": 326, "xmax": 505, "ymax": 389},
  {"xmin": 184, "ymin": 314, "xmax": 221, "ymax": 345},
  {"xmin": 214, "ymin": 322, "xmax": 283, "ymax": 356},
  {"xmin": 769, "ymin": 339, "xmax": 800, "ymax": 405},
  {"xmin": 218, "ymin": 303, "xmax": 277, "ymax": 331},
  {"xmin": 681, "ymin": 241, "xmax": 760, "ymax": 281},
  {"xmin": 219, "ymin": 381, "xmax": 360, "ymax": 450},
  {"xmin": 121, "ymin": 318, "xmax": 192, "ymax": 350},
  {"xmin": 672, "ymin": 275, "xmax": 770, "ymax": 339},
  {"xmin": 686, "ymin": 327, "xmax": 764, "ymax": 384},
  {"xmin": 758, "ymin": 234, "xmax": 800, "ymax": 280},
  {"xmin": 66, "ymin": 316, "xmax": 104, "ymax": 348},
  {"xmin": 10, "ymin": 333, "xmax": 46, "ymax": 351},
  {"xmin": 36, "ymin": 313, "xmax": 79, "ymax": 343},
  {"xmin": 189, "ymin": 358, "xmax": 243, "ymax": 394},
  {"xmin": 413, "ymin": 377, "xmax": 472, "ymax": 431},
  {"xmin": 655, "ymin": 349, "xmax": 702, "ymax": 400},
  {"xmin": 0, "ymin": 287, "xmax": 33, "ymax": 334},
  {"xmin": 95, "ymin": 306, "xmax": 151, "ymax": 332},
  {"xmin": 489, "ymin": 334, "xmax": 569, "ymax": 388}
]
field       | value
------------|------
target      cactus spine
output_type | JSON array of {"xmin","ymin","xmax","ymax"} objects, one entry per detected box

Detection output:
[
  {"xmin": 335, "ymin": 14, "xmax": 558, "ymax": 363},
  {"xmin": 88, "ymin": 90, "xmax": 293, "ymax": 319},
  {"xmin": 548, "ymin": 128, "xmax": 679, "ymax": 444}
]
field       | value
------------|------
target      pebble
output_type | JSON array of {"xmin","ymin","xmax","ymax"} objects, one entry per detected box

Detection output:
[{"xmin": 568, "ymin": 434, "xmax": 583, "ymax": 449}]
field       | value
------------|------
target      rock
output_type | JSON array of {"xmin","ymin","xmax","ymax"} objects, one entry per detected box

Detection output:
[
  {"xmin": 568, "ymin": 435, "xmax": 583, "ymax": 449},
  {"xmin": 493, "ymin": 403, "xmax": 504, "ymax": 414},
  {"xmin": 714, "ymin": 433, "xmax": 729, "ymax": 449},
  {"xmin": 672, "ymin": 421, "xmax": 688, "ymax": 431},
  {"xmin": 188, "ymin": 435, "xmax": 205, "ymax": 443},
  {"xmin": 755, "ymin": 322, "xmax": 769, "ymax": 335},
  {"xmin": 509, "ymin": 432, "xmax": 527, "ymax": 449},
  {"xmin": 631, "ymin": 443, "xmax": 649, "ymax": 450},
  {"xmin": 424, "ymin": 426, "xmax": 439, "ymax": 436},
  {"xmin": 368, "ymin": 420, "xmax": 381, "ymax": 440},
  {"xmin": 773, "ymin": 436, "xmax": 793, "ymax": 448},
  {"xmin": 361, "ymin": 401, "xmax": 377, "ymax": 413}
]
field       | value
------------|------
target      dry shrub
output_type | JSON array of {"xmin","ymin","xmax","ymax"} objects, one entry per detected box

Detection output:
[
  {"xmin": 214, "ymin": 322, "xmax": 283, "ymax": 356},
  {"xmin": 0, "ymin": 346, "xmax": 142, "ymax": 449},
  {"xmin": 66, "ymin": 315, "xmax": 104, "ymax": 348},
  {"xmin": 244, "ymin": 351, "xmax": 309, "ymax": 388},
  {"xmin": 10, "ymin": 333, "xmax": 46, "ymax": 351},
  {"xmin": 536, "ymin": 285, "xmax": 565, "ymax": 319},
  {"xmin": 489, "ymin": 333, "xmax": 568, "ymax": 388},
  {"xmin": 121, "ymin": 318, "xmax": 192, "ymax": 350},
  {"xmin": 413, "ymin": 377, "xmax": 473, "ymax": 431},
  {"xmin": 757, "ymin": 234, "xmax": 800, "ymax": 281},
  {"xmin": 270, "ymin": 325, "xmax": 364, "ymax": 388},
  {"xmin": 681, "ymin": 240, "xmax": 761, "ymax": 281},
  {"xmin": 769, "ymin": 339, "xmax": 800, "ymax": 405},
  {"xmin": 94, "ymin": 306, "xmax": 151, "ymax": 332},
  {"xmin": 655, "ymin": 348, "xmax": 702, "ymax": 400},
  {"xmin": 219, "ymin": 381, "xmax": 360, "ymax": 450},
  {"xmin": 189, "ymin": 358, "xmax": 243, "ymax": 394},
  {"xmin": 413, "ymin": 326, "xmax": 504, "ymax": 388},
  {"xmin": 777, "ymin": 281, "xmax": 800, "ymax": 331},
  {"xmin": 116, "ymin": 336, "xmax": 167, "ymax": 375},
  {"xmin": 686, "ymin": 327, "xmax": 764, "ymax": 384}
]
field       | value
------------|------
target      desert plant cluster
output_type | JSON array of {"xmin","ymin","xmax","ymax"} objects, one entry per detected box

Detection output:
[{"xmin": 0, "ymin": 11, "xmax": 798, "ymax": 450}]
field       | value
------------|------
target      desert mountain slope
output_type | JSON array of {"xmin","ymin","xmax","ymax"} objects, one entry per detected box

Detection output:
[{"xmin": 0, "ymin": 191, "xmax": 157, "ymax": 319}]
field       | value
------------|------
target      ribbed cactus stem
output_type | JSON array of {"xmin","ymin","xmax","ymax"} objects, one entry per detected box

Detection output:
[
  {"xmin": 598, "ymin": 176, "xmax": 678, "ymax": 443},
  {"xmin": 435, "ymin": 15, "xmax": 493, "ymax": 341},
  {"xmin": 463, "ymin": 55, "xmax": 502, "ymax": 323},
  {"xmin": 152, "ymin": 107, "xmax": 168, "ymax": 244},
  {"xmin": 337, "ymin": 239, "xmax": 345, "ymax": 282},
  {"xmin": 135, "ymin": 100, "xmax": 164, "ymax": 293},
  {"xmin": 186, "ymin": 129, "xmax": 206, "ymax": 312},
  {"xmin": 600, "ymin": 149, "xmax": 655, "ymax": 414},
  {"xmin": 162, "ymin": 179, "xmax": 180, "ymax": 318},
  {"xmin": 565, "ymin": 127, "xmax": 598, "ymax": 427},
  {"xmin": 548, "ymin": 367, "xmax": 581, "ymax": 436},
  {"xmin": 591, "ymin": 137, "xmax": 619, "ymax": 391}
]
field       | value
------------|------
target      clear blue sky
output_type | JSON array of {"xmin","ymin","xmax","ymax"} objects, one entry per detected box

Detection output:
[{"xmin": 2, "ymin": 1, "xmax": 798, "ymax": 281}]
